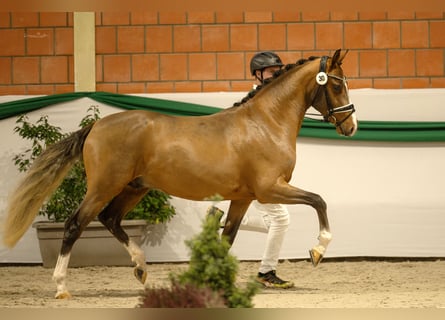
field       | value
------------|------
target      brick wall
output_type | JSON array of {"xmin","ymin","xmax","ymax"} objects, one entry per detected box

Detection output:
[
  {"xmin": 0, "ymin": 11, "xmax": 444, "ymax": 95},
  {"xmin": 0, "ymin": 12, "xmax": 74, "ymax": 95}
]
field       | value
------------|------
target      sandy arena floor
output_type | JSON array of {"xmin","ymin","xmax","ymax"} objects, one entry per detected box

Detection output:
[{"xmin": 0, "ymin": 259, "xmax": 444, "ymax": 308}]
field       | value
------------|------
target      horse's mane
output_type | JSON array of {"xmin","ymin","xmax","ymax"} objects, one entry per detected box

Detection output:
[{"xmin": 232, "ymin": 56, "xmax": 320, "ymax": 107}]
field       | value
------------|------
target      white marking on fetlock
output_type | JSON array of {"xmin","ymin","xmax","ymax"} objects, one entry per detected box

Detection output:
[
  {"xmin": 124, "ymin": 239, "xmax": 146, "ymax": 266},
  {"xmin": 314, "ymin": 230, "xmax": 332, "ymax": 255},
  {"xmin": 319, "ymin": 230, "xmax": 332, "ymax": 246},
  {"xmin": 125, "ymin": 239, "xmax": 148, "ymax": 284},
  {"xmin": 52, "ymin": 253, "xmax": 71, "ymax": 298}
]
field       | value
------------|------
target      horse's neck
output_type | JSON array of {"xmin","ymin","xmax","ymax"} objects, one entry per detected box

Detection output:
[{"xmin": 247, "ymin": 65, "xmax": 317, "ymax": 139}]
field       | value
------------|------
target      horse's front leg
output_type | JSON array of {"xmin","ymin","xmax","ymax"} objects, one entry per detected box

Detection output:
[
  {"xmin": 257, "ymin": 180, "xmax": 331, "ymax": 267},
  {"xmin": 221, "ymin": 199, "xmax": 252, "ymax": 245}
]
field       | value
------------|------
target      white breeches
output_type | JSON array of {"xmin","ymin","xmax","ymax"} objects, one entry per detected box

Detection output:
[{"xmin": 222, "ymin": 201, "xmax": 290, "ymax": 273}]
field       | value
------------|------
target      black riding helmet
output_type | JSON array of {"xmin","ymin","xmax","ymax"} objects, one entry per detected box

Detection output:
[{"xmin": 250, "ymin": 51, "xmax": 284, "ymax": 75}]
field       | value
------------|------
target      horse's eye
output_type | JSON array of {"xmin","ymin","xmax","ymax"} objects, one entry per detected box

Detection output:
[{"xmin": 333, "ymin": 84, "xmax": 342, "ymax": 92}]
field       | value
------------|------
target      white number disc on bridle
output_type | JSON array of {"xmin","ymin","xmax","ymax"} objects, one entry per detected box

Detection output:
[{"xmin": 316, "ymin": 72, "xmax": 328, "ymax": 85}]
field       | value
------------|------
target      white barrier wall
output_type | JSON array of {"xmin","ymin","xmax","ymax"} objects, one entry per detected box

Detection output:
[{"xmin": 1, "ymin": 89, "xmax": 444, "ymax": 263}]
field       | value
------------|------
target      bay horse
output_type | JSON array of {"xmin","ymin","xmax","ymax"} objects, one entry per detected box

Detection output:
[{"xmin": 3, "ymin": 49, "xmax": 357, "ymax": 299}]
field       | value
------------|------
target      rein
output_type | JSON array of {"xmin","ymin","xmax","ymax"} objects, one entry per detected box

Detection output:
[{"xmin": 307, "ymin": 56, "xmax": 355, "ymax": 129}]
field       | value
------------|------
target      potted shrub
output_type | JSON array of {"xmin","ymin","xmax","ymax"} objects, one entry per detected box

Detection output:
[{"xmin": 13, "ymin": 106, "xmax": 176, "ymax": 267}]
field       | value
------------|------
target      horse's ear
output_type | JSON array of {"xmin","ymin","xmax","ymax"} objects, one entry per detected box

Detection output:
[{"xmin": 330, "ymin": 49, "xmax": 349, "ymax": 69}]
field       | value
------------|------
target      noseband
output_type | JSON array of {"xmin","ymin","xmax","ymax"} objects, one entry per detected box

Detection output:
[{"xmin": 312, "ymin": 56, "xmax": 355, "ymax": 128}]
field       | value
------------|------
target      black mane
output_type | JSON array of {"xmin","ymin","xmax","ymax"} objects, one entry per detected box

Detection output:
[{"xmin": 232, "ymin": 56, "xmax": 320, "ymax": 107}]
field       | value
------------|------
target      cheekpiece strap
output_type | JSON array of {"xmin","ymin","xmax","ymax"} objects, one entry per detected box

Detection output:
[{"xmin": 316, "ymin": 56, "xmax": 329, "ymax": 85}]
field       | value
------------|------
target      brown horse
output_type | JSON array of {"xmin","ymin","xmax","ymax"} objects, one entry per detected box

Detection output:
[{"xmin": 3, "ymin": 49, "xmax": 357, "ymax": 299}]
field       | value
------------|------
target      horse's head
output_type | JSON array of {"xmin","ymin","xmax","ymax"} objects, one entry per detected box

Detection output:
[{"xmin": 311, "ymin": 49, "xmax": 358, "ymax": 137}]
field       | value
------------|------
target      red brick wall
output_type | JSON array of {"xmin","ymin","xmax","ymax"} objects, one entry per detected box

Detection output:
[
  {"xmin": 0, "ymin": 12, "xmax": 74, "ymax": 95},
  {"xmin": 1, "ymin": 11, "xmax": 444, "ymax": 95}
]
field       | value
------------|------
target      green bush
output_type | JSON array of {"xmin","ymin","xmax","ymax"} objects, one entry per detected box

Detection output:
[
  {"xmin": 139, "ymin": 208, "xmax": 259, "ymax": 308},
  {"xmin": 13, "ymin": 106, "xmax": 176, "ymax": 224}
]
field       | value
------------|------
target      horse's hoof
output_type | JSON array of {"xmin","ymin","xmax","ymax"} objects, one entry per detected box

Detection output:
[
  {"xmin": 309, "ymin": 249, "xmax": 323, "ymax": 267},
  {"xmin": 134, "ymin": 267, "xmax": 147, "ymax": 285},
  {"xmin": 55, "ymin": 291, "xmax": 72, "ymax": 299}
]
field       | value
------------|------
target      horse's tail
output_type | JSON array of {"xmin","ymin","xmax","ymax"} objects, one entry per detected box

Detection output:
[{"xmin": 2, "ymin": 124, "xmax": 94, "ymax": 248}]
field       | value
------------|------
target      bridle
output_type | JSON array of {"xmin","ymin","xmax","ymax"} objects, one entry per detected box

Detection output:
[{"xmin": 309, "ymin": 55, "xmax": 355, "ymax": 129}]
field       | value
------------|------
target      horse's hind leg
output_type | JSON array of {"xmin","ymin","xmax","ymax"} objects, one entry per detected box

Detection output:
[
  {"xmin": 97, "ymin": 181, "xmax": 149, "ymax": 285},
  {"xmin": 53, "ymin": 182, "xmax": 148, "ymax": 299},
  {"xmin": 53, "ymin": 195, "xmax": 111, "ymax": 299}
]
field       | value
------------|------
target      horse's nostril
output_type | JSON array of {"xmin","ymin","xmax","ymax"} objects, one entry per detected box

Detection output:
[
  {"xmin": 343, "ymin": 126, "xmax": 354, "ymax": 137},
  {"xmin": 349, "ymin": 126, "xmax": 357, "ymax": 136}
]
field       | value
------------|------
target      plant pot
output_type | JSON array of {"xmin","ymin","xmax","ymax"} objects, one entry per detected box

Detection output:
[{"xmin": 33, "ymin": 220, "xmax": 147, "ymax": 268}]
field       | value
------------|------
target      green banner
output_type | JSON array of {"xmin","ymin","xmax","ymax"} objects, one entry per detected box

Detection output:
[{"xmin": 1, "ymin": 91, "xmax": 444, "ymax": 142}]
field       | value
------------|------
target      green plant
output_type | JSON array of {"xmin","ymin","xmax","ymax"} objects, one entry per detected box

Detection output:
[
  {"xmin": 13, "ymin": 106, "xmax": 176, "ymax": 224},
  {"xmin": 139, "ymin": 208, "xmax": 258, "ymax": 308}
]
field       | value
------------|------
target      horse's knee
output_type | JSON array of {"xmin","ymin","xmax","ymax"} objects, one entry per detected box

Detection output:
[{"xmin": 311, "ymin": 193, "xmax": 327, "ymax": 212}]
